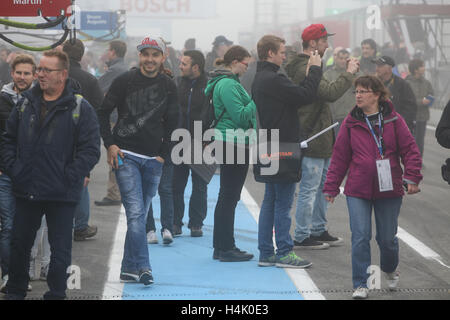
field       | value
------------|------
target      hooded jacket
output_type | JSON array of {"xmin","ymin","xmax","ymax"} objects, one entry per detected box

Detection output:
[
  {"xmin": 323, "ymin": 100, "xmax": 422, "ymax": 200},
  {"xmin": 285, "ymin": 53, "xmax": 356, "ymax": 158},
  {"xmin": 0, "ymin": 78, "xmax": 101, "ymax": 203},
  {"xmin": 204, "ymin": 70, "xmax": 257, "ymax": 145},
  {"xmin": 98, "ymin": 57, "xmax": 128, "ymax": 95},
  {"xmin": 0, "ymin": 82, "xmax": 22, "ymax": 133}
]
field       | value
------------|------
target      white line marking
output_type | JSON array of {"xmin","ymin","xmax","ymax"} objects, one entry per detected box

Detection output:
[
  {"xmin": 241, "ymin": 187, "xmax": 326, "ymax": 300},
  {"xmin": 102, "ymin": 206, "xmax": 127, "ymax": 300},
  {"xmin": 397, "ymin": 227, "xmax": 450, "ymax": 269}
]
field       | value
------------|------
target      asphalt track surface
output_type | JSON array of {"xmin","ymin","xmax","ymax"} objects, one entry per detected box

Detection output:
[{"xmin": 14, "ymin": 112, "xmax": 450, "ymax": 301}]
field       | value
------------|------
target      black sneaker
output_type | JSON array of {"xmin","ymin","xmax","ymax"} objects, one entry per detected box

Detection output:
[
  {"xmin": 94, "ymin": 197, "xmax": 122, "ymax": 207},
  {"xmin": 74, "ymin": 225, "xmax": 98, "ymax": 241},
  {"xmin": 310, "ymin": 231, "xmax": 343, "ymax": 247},
  {"xmin": 138, "ymin": 270, "xmax": 154, "ymax": 286},
  {"xmin": 294, "ymin": 237, "xmax": 330, "ymax": 250},
  {"xmin": 173, "ymin": 225, "xmax": 182, "ymax": 237},
  {"xmin": 213, "ymin": 249, "xmax": 223, "ymax": 260},
  {"xmin": 190, "ymin": 227, "xmax": 203, "ymax": 238},
  {"xmin": 120, "ymin": 271, "xmax": 139, "ymax": 283},
  {"xmin": 219, "ymin": 248, "xmax": 254, "ymax": 262}
]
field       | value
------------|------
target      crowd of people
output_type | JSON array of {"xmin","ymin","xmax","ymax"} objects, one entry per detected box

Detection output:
[{"xmin": 0, "ymin": 22, "xmax": 447, "ymax": 300}]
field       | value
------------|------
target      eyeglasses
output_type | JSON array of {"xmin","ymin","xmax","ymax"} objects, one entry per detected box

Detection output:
[
  {"xmin": 36, "ymin": 67, "xmax": 62, "ymax": 75},
  {"xmin": 353, "ymin": 90, "xmax": 374, "ymax": 95}
]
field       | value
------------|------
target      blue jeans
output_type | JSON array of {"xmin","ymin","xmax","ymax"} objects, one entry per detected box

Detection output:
[
  {"xmin": 146, "ymin": 162, "xmax": 174, "ymax": 233},
  {"xmin": 346, "ymin": 196, "xmax": 402, "ymax": 289},
  {"xmin": 73, "ymin": 186, "xmax": 89, "ymax": 231},
  {"xmin": 115, "ymin": 154, "xmax": 163, "ymax": 273},
  {"xmin": 258, "ymin": 183, "xmax": 296, "ymax": 258},
  {"xmin": 0, "ymin": 174, "xmax": 15, "ymax": 277},
  {"xmin": 294, "ymin": 157, "xmax": 330, "ymax": 242},
  {"xmin": 7, "ymin": 199, "xmax": 76, "ymax": 300}
]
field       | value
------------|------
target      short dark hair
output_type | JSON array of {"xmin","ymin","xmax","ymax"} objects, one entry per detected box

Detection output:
[
  {"xmin": 12, "ymin": 54, "xmax": 36, "ymax": 73},
  {"xmin": 361, "ymin": 39, "xmax": 377, "ymax": 51},
  {"xmin": 63, "ymin": 39, "xmax": 85, "ymax": 62},
  {"xmin": 183, "ymin": 50, "xmax": 205, "ymax": 73},
  {"xmin": 409, "ymin": 59, "xmax": 425, "ymax": 75},
  {"xmin": 109, "ymin": 40, "xmax": 127, "ymax": 58},
  {"xmin": 257, "ymin": 35, "xmax": 286, "ymax": 61},
  {"xmin": 215, "ymin": 45, "xmax": 251, "ymax": 68},
  {"xmin": 42, "ymin": 50, "xmax": 70, "ymax": 70}
]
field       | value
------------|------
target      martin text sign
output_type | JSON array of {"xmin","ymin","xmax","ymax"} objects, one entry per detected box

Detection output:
[
  {"xmin": 0, "ymin": 0, "xmax": 72, "ymax": 17},
  {"xmin": 120, "ymin": 0, "xmax": 216, "ymax": 19}
]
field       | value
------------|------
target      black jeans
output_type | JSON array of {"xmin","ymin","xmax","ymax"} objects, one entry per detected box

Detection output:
[
  {"xmin": 173, "ymin": 164, "xmax": 208, "ymax": 229},
  {"xmin": 213, "ymin": 143, "xmax": 249, "ymax": 251},
  {"xmin": 6, "ymin": 199, "xmax": 76, "ymax": 300}
]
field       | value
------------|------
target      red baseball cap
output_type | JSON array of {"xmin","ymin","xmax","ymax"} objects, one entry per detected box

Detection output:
[{"xmin": 302, "ymin": 24, "xmax": 336, "ymax": 42}]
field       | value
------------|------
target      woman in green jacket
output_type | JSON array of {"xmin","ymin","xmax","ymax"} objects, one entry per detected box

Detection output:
[{"xmin": 204, "ymin": 45, "xmax": 257, "ymax": 262}]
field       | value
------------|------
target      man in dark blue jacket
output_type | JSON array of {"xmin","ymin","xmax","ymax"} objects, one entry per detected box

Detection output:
[
  {"xmin": 252, "ymin": 35, "xmax": 322, "ymax": 269},
  {"xmin": 1, "ymin": 50, "xmax": 101, "ymax": 300}
]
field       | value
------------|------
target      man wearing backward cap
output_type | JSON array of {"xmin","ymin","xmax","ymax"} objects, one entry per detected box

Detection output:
[{"xmin": 285, "ymin": 24, "xmax": 360, "ymax": 250}]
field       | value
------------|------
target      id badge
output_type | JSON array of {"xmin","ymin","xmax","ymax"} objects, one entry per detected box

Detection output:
[{"xmin": 376, "ymin": 159, "xmax": 393, "ymax": 192}]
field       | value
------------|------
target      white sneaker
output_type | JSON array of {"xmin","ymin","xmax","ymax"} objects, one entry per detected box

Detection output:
[
  {"xmin": 162, "ymin": 229, "xmax": 173, "ymax": 245},
  {"xmin": 352, "ymin": 287, "xmax": 369, "ymax": 300},
  {"xmin": 385, "ymin": 272, "xmax": 400, "ymax": 291},
  {"xmin": 0, "ymin": 275, "xmax": 8, "ymax": 294},
  {"xmin": 147, "ymin": 231, "xmax": 158, "ymax": 244}
]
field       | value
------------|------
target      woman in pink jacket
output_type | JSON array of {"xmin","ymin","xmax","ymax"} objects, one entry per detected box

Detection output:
[{"xmin": 323, "ymin": 75, "xmax": 423, "ymax": 299}]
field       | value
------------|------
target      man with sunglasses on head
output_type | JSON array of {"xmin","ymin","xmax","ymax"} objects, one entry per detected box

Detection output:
[
  {"xmin": 286, "ymin": 24, "xmax": 360, "ymax": 251},
  {"xmin": 1, "ymin": 50, "xmax": 101, "ymax": 300}
]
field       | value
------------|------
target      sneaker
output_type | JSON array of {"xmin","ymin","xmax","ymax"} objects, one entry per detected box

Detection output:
[
  {"xmin": 138, "ymin": 270, "xmax": 154, "ymax": 286},
  {"xmin": 294, "ymin": 237, "xmax": 330, "ymax": 250},
  {"xmin": 352, "ymin": 287, "xmax": 369, "ymax": 299},
  {"xmin": 173, "ymin": 225, "xmax": 182, "ymax": 237},
  {"xmin": 258, "ymin": 255, "xmax": 277, "ymax": 267},
  {"xmin": 147, "ymin": 231, "xmax": 158, "ymax": 244},
  {"xmin": 219, "ymin": 247, "xmax": 254, "ymax": 262},
  {"xmin": 120, "ymin": 271, "xmax": 139, "ymax": 283},
  {"xmin": 190, "ymin": 227, "xmax": 203, "ymax": 238},
  {"xmin": 276, "ymin": 251, "xmax": 312, "ymax": 269},
  {"xmin": 27, "ymin": 284, "xmax": 32, "ymax": 292},
  {"xmin": 162, "ymin": 229, "xmax": 173, "ymax": 245},
  {"xmin": 213, "ymin": 249, "xmax": 222, "ymax": 260},
  {"xmin": 385, "ymin": 272, "xmax": 400, "ymax": 291},
  {"xmin": 29, "ymin": 258, "xmax": 37, "ymax": 281},
  {"xmin": 310, "ymin": 231, "xmax": 343, "ymax": 247},
  {"xmin": 74, "ymin": 225, "xmax": 98, "ymax": 241},
  {"xmin": 0, "ymin": 275, "xmax": 8, "ymax": 294},
  {"xmin": 94, "ymin": 197, "xmax": 122, "ymax": 206}
]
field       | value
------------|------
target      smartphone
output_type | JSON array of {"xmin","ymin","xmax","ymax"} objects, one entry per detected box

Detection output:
[
  {"xmin": 403, "ymin": 182, "xmax": 409, "ymax": 192},
  {"xmin": 118, "ymin": 155, "xmax": 124, "ymax": 167}
]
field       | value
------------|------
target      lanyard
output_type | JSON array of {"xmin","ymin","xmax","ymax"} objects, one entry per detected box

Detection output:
[{"xmin": 365, "ymin": 113, "xmax": 384, "ymax": 159}]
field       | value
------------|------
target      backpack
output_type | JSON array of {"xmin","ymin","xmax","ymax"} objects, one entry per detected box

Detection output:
[{"xmin": 201, "ymin": 77, "xmax": 230, "ymax": 133}]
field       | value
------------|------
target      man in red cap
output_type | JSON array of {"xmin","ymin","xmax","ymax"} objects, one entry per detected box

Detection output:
[{"xmin": 285, "ymin": 24, "xmax": 360, "ymax": 250}]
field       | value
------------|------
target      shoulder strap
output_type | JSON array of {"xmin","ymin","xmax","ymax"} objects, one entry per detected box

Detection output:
[
  {"xmin": 72, "ymin": 94, "xmax": 83, "ymax": 126},
  {"xmin": 209, "ymin": 77, "xmax": 229, "ymax": 129},
  {"xmin": 17, "ymin": 97, "xmax": 29, "ymax": 120}
]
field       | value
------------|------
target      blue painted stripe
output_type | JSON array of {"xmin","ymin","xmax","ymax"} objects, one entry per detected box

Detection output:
[{"xmin": 123, "ymin": 174, "xmax": 304, "ymax": 300}]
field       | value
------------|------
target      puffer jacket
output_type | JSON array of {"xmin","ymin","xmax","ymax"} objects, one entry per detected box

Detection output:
[{"xmin": 323, "ymin": 100, "xmax": 422, "ymax": 200}]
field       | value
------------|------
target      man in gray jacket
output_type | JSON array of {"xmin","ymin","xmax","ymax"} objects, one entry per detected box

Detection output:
[{"xmin": 96, "ymin": 40, "xmax": 129, "ymax": 207}]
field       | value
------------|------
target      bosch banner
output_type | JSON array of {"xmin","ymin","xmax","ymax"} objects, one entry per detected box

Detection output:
[{"xmin": 0, "ymin": 0, "xmax": 73, "ymax": 17}]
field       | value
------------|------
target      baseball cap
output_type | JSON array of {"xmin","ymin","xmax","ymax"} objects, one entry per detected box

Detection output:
[
  {"xmin": 372, "ymin": 56, "xmax": 396, "ymax": 67},
  {"xmin": 137, "ymin": 36, "xmax": 167, "ymax": 53},
  {"xmin": 213, "ymin": 35, "xmax": 233, "ymax": 47},
  {"xmin": 302, "ymin": 24, "xmax": 336, "ymax": 42}
]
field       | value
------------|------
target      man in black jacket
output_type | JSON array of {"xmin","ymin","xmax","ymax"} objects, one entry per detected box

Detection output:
[
  {"xmin": 97, "ymin": 36, "xmax": 179, "ymax": 286},
  {"xmin": 437, "ymin": 100, "xmax": 450, "ymax": 149},
  {"xmin": 0, "ymin": 54, "xmax": 36, "ymax": 293},
  {"xmin": 2, "ymin": 50, "xmax": 100, "ymax": 300},
  {"xmin": 62, "ymin": 39, "xmax": 103, "ymax": 241},
  {"xmin": 252, "ymin": 35, "xmax": 322, "ymax": 269},
  {"xmin": 374, "ymin": 56, "xmax": 418, "ymax": 133},
  {"xmin": 171, "ymin": 50, "xmax": 209, "ymax": 237}
]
